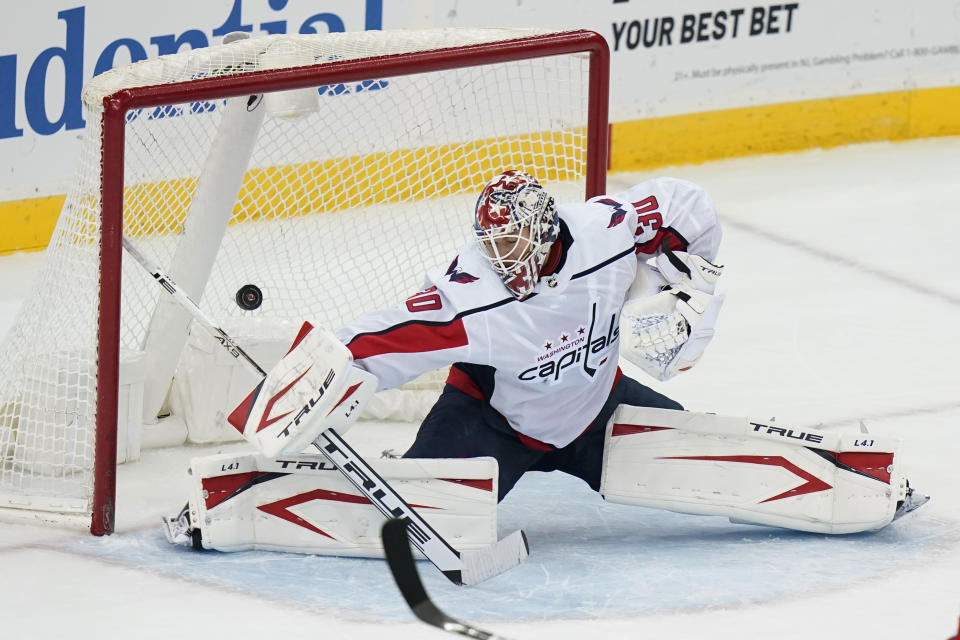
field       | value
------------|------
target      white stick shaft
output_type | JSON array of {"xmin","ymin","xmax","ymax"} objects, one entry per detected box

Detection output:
[{"xmin": 120, "ymin": 236, "xmax": 266, "ymax": 378}]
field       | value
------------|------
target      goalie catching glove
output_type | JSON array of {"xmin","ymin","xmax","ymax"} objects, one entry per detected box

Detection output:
[
  {"xmin": 620, "ymin": 243, "xmax": 725, "ymax": 381},
  {"xmin": 227, "ymin": 321, "xmax": 378, "ymax": 456}
]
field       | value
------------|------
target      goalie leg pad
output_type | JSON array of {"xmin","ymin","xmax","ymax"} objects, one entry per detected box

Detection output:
[
  {"xmin": 601, "ymin": 406, "xmax": 905, "ymax": 534},
  {"xmin": 180, "ymin": 452, "xmax": 500, "ymax": 555}
]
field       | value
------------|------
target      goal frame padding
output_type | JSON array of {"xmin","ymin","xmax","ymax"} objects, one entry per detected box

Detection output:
[{"xmin": 93, "ymin": 30, "xmax": 610, "ymax": 535}]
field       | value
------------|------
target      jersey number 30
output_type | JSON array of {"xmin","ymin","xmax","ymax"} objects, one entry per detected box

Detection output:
[{"xmin": 634, "ymin": 195, "xmax": 662, "ymax": 239}]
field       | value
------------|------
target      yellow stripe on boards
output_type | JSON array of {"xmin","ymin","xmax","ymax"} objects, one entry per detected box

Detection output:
[
  {"xmin": 232, "ymin": 131, "xmax": 586, "ymax": 224},
  {"xmin": 909, "ymin": 85, "xmax": 960, "ymax": 138},
  {"xmin": 609, "ymin": 85, "xmax": 960, "ymax": 171},
  {"xmin": 0, "ymin": 130, "xmax": 584, "ymax": 256},
  {"xmin": 0, "ymin": 195, "xmax": 66, "ymax": 254}
]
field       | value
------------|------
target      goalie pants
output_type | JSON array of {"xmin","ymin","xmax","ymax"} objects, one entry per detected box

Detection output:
[{"xmin": 404, "ymin": 367, "xmax": 682, "ymax": 501}]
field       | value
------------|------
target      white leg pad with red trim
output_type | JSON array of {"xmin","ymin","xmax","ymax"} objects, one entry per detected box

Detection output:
[
  {"xmin": 601, "ymin": 406, "xmax": 906, "ymax": 534},
  {"xmin": 183, "ymin": 452, "xmax": 500, "ymax": 555}
]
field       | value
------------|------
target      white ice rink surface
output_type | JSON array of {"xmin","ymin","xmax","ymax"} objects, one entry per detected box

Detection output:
[{"xmin": 1, "ymin": 138, "xmax": 959, "ymax": 639}]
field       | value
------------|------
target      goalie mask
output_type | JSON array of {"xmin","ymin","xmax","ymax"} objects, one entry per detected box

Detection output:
[{"xmin": 474, "ymin": 170, "xmax": 559, "ymax": 299}]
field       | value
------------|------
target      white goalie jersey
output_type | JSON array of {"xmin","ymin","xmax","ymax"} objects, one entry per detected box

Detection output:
[{"xmin": 336, "ymin": 178, "xmax": 722, "ymax": 448}]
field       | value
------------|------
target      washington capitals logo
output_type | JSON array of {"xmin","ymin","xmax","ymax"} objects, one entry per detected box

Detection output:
[
  {"xmin": 598, "ymin": 198, "xmax": 627, "ymax": 228},
  {"xmin": 518, "ymin": 303, "xmax": 619, "ymax": 383},
  {"xmin": 446, "ymin": 256, "xmax": 479, "ymax": 284}
]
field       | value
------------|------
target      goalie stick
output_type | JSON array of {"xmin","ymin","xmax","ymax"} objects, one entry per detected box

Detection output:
[
  {"xmin": 382, "ymin": 518, "xmax": 515, "ymax": 640},
  {"xmin": 122, "ymin": 237, "xmax": 529, "ymax": 585}
]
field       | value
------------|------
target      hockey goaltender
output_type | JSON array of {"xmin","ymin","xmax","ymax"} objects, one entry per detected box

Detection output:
[{"xmin": 163, "ymin": 170, "xmax": 928, "ymax": 564}]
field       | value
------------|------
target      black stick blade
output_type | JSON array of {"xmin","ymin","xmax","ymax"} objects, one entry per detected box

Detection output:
[
  {"xmin": 382, "ymin": 518, "xmax": 429, "ymax": 610},
  {"xmin": 381, "ymin": 519, "xmax": 513, "ymax": 640}
]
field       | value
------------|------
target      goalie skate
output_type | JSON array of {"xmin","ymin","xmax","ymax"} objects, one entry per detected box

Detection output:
[
  {"xmin": 893, "ymin": 482, "xmax": 930, "ymax": 521},
  {"xmin": 161, "ymin": 503, "xmax": 203, "ymax": 550}
]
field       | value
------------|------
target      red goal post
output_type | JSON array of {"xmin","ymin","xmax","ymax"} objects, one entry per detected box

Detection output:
[{"xmin": 0, "ymin": 28, "xmax": 609, "ymax": 535}]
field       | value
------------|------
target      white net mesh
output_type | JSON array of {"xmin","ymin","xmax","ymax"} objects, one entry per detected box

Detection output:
[{"xmin": 0, "ymin": 28, "xmax": 599, "ymax": 522}]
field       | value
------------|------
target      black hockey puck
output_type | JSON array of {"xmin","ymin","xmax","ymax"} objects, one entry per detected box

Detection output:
[{"xmin": 235, "ymin": 284, "xmax": 263, "ymax": 311}]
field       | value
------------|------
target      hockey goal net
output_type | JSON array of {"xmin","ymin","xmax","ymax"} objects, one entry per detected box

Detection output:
[{"xmin": 0, "ymin": 27, "xmax": 609, "ymax": 534}]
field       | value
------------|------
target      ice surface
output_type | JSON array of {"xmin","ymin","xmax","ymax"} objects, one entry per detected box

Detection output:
[{"xmin": 1, "ymin": 138, "xmax": 959, "ymax": 639}]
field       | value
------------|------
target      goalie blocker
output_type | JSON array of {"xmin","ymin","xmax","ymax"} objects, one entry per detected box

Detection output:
[
  {"xmin": 227, "ymin": 321, "xmax": 378, "ymax": 456},
  {"xmin": 601, "ymin": 406, "xmax": 924, "ymax": 534}
]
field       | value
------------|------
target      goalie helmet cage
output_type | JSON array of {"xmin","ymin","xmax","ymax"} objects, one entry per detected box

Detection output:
[{"xmin": 0, "ymin": 28, "xmax": 609, "ymax": 535}]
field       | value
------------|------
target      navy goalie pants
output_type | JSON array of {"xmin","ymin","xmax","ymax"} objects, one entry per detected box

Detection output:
[{"xmin": 403, "ymin": 372, "xmax": 682, "ymax": 501}]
